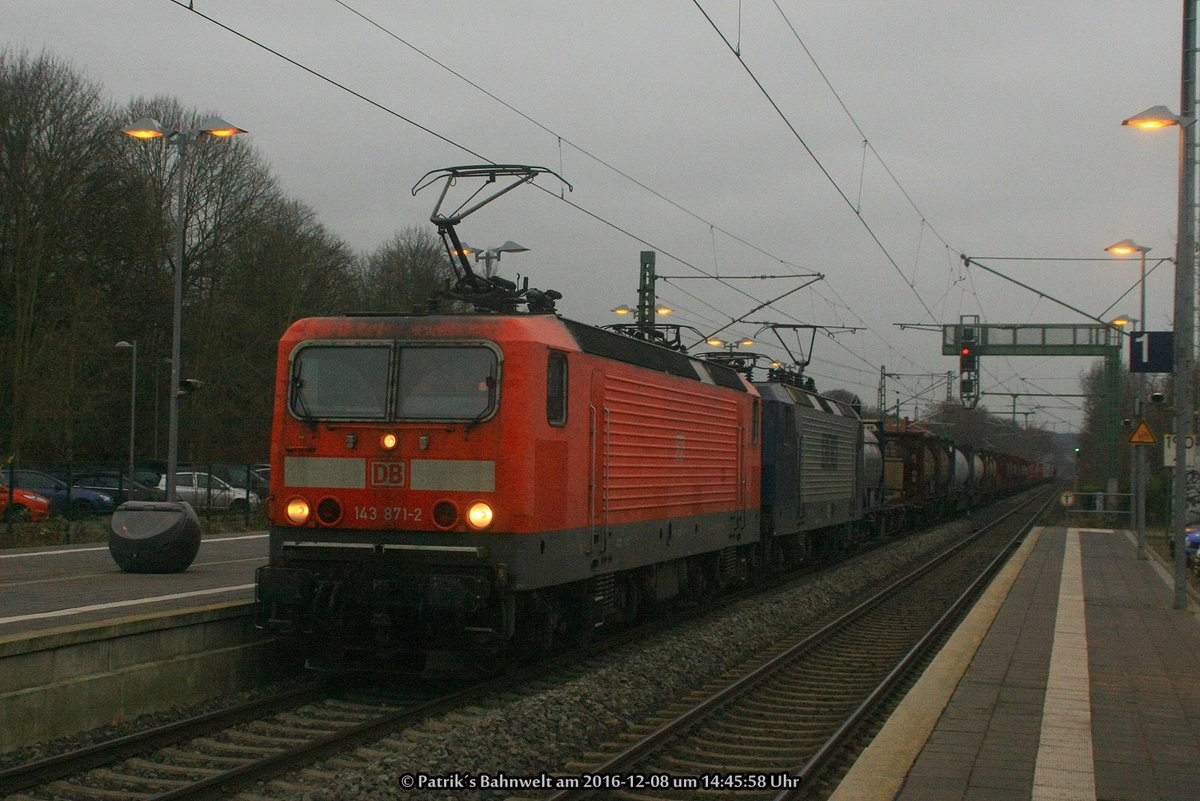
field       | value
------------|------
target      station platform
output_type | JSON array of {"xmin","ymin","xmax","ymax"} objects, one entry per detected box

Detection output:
[
  {"xmin": 0, "ymin": 532, "xmax": 274, "ymax": 750},
  {"xmin": 832, "ymin": 526, "xmax": 1200, "ymax": 801},
  {"xmin": 0, "ymin": 531, "xmax": 267, "ymax": 638}
]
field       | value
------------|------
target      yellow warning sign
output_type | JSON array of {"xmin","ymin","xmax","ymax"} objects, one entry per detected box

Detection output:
[{"xmin": 1130, "ymin": 420, "xmax": 1157, "ymax": 445}]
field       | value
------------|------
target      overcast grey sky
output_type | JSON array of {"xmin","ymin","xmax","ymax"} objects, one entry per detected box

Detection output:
[{"xmin": 5, "ymin": 1, "xmax": 1185, "ymax": 433}]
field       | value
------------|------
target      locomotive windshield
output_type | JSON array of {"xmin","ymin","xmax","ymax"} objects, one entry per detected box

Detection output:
[
  {"xmin": 395, "ymin": 346, "xmax": 495, "ymax": 419},
  {"xmin": 290, "ymin": 342, "xmax": 498, "ymax": 421}
]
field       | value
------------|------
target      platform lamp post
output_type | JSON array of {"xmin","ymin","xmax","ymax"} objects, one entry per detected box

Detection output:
[
  {"xmin": 121, "ymin": 116, "xmax": 246, "ymax": 502},
  {"xmin": 1110, "ymin": 314, "xmax": 1146, "ymax": 558},
  {"xmin": 1108, "ymin": 240, "xmax": 1151, "ymax": 560},
  {"xmin": 1123, "ymin": 95, "xmax": 1196, "ymax": 609},
  {"xmin": 115, "ymin": 340, "xmax": 137, "ymax": 483}
]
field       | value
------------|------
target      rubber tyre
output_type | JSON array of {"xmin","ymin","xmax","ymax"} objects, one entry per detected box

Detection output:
[{"xmin": 108, "ymin": 501, "xmax": 201, "ymax": 573}]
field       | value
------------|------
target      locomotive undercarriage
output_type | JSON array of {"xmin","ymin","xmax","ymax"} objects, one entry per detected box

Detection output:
[
  {"xmin": 256, "ymin": 553, "xmax": 511, "ymax": 664},
  {"xmin": 257, "ymin": 503, "xmax": 932, "ymax": 669},
  {"xmin": 256, "ymin": 531, "xmax": 761, "ymax": 666}
]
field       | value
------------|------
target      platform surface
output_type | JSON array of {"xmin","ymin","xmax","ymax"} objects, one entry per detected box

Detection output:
[
  {"xmin": 834, "ymin": 526, "xmax": 1200, "ymax": 801},
  {"xmin": 0, "ymin": 532, "xmax": 267, "ymax": 638}
]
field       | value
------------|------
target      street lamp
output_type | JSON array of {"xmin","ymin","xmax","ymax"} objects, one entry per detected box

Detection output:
[
  {"xmin": 705, "ymin": 337, "xmax": 756, "ymax": 351},
  {"xmin": 462, "ymin": 240, "xmax": 529, "ymax": 278},
  {"xmin": 1122, "ymin": 105, "xmax": 1182, "ymax": 130},
  {"xmin": 612, "ymin": 303, "xmax": 673, "ymax": 317},
  {"xmin": 115, "ymin": 341, "xmax": 137, "ymax": 482},
  {"xmin": 1108, "ymin": 240, "xmax": 1152, "ymax": 559},
  {"xmin": 1110, "ymin": 314, "xmax": 1147, "ymax": 558},
  {"xmin": 1123, "ymin": 93, "xmax": 1195, "ymax": 609},
  {"xmin": 1105, "ymin": 240, "xmax": 1151, "ymax": 328},
  {"xmin": 121, "ymin": 116, "xmax": 246, "ymax": 502}
]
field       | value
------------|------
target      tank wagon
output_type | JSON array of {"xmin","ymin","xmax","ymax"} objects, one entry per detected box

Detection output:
[{"xmin": 254, "ymin": 165, "xmax": 1048, "ymax": 664}]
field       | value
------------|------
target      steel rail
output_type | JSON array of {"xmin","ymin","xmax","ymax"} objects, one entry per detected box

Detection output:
[{"xmin": 0, "ymin": 678, "xmax": 333, "ymax": 796}]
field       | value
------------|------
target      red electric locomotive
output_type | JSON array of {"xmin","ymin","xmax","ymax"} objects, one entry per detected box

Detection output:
[
  {"xmin": 256, "ymin": 166, "xmax": 761, "ymax": 661},
  {"xmin": 256, "ymin": 312, "xmax": 761, "ymax": 657}
]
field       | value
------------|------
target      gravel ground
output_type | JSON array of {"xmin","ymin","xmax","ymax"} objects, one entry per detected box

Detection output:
[{"xmin": 270, "ymin": 519, "xmax": 979, "ymax": 801}]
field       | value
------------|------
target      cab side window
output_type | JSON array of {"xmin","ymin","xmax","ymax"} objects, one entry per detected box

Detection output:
[{"xmin": 547, "ymin": 352, "xmax": 568, "ymax": 426}]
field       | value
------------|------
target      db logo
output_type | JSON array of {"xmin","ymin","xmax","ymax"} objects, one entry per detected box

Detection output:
[{"xmin": 370, "ymin": 461, "xmax": 406, "ymax": 487}]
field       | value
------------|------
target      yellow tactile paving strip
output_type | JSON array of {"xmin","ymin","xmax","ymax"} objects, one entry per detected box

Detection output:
[{"xmin": 1031, "ymin": 528, "xmax": 1095, "ymax": 800}]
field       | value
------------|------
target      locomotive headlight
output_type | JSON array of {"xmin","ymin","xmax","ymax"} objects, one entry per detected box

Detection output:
[
  {"xmin": 380, "ymin": 432, "xmax": 398, "ymax": 450},
  {"xmin": 285, "ymin": 497, "xmax": 311, "ymax": 525},
  {"xmin": 466, "ymin": 501, "xmax": 494, "ymax": 530}
]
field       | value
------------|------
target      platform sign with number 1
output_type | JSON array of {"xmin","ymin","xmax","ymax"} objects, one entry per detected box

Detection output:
[
  {"xmin": 1130, "ymin": 331, "xmax": 1174, "ymax": 373},
  {"xmin": 1163, "ymin": 432, "xmax": 1197, "ymax": 468}
]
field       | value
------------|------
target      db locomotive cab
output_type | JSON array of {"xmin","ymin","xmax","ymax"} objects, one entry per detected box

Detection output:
[{"xmin": 257, "ymin": 321, "xmax": 520, "ymax": 656}]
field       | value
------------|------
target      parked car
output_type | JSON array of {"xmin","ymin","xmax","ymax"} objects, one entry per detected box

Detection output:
[
  {"xmin": 158, "ymin": 471, "xmax": 258, "ymax": 514},
  {"xmin": 72, "ymin": 472, "xmax": 166, "ymax": 505},
  {"xmin": 0, "ymin": 485, "xmax": 52, "ymax": 522},
  {"xmin": 8, "ymin": 468, "xmax": 116, "ymax": 516},
  {"xmin": 204, "ymin": 464, "xmax": 270, "ymax": 497}
]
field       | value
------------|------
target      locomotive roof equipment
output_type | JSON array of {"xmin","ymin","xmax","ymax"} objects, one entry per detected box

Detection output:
[{"xmin": 412, "ymin": 164, "xmax": 571, "ymax": 314}]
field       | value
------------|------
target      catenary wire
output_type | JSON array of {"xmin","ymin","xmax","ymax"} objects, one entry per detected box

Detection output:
[
  {"xmin": 689, "ymin": 0, "xmax": 941, "ymax": 324},
  {"xmin": 168, "ymin": 0, "xmax": 1063, "ymax": 422}
]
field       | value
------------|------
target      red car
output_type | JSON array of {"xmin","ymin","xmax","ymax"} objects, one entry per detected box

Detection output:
[{"xmin": 0, "ymin": 484, "xmax": 52, "ymax": 522}]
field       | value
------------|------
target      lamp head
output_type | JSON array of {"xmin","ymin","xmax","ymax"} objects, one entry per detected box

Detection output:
[
  {"xmin": 121, "ymin": 117, "xmax": 169, "ymax": 140},
  {"xmin": 196, "ymin": 116, "xmax": 246, "ymax": 138},
  {"xmin": 1106, "ymin": 239, "xmax": 1150, "ymax": 256},
  {"xmin": 1122, "ymin": 105, "xmax": 1181, "ymax": 130}
]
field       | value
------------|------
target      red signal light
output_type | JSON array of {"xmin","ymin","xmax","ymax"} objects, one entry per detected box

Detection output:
[{"xmin": 960, "ymin": 345, "xmax": 978, "ymax": 373}]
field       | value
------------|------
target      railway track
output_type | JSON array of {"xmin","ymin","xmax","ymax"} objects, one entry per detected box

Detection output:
[
  {"xmin": 538, "ymin": 487, "xmax": 1055, "ymax": 801},
  {"xmin": 0, "ymin": 673, "xmax": 494, "ymax": 801}
]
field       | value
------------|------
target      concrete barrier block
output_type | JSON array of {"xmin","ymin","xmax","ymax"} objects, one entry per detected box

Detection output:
[
  {"xmin": 110, "ymin": 625, "xmax": 194, "ymax": 671},
  {"xmin": 0, "ymin": 650, "xmax": 54, "ymax": 694},
  {"xmin": 1, "ymin": 672, "xmax": 126, "ymax": 747},
  {"xmin": 51, "ymin": 639, "xmax": 114, "ymax": 682}
]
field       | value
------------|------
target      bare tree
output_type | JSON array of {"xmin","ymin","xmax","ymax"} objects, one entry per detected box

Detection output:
[
  {"xmin": 0, "ymin": 49, "xmax": 464, "ymax": 467},
  {"xmin": 184, "ymin": 197, "xmax": 357, "ymax": 460},
  {"xmin": 357, "ymin": 226, "xmax": 455, "ymax": 312},
  {"xmin": 0, "ymin": 50, "xmax": 128, "ymax": 461}
]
